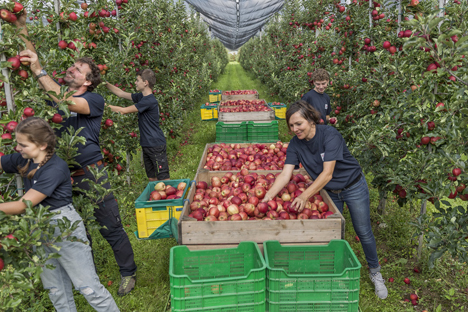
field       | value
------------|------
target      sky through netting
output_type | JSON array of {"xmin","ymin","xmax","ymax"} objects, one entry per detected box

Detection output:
[{"xmin": 185, "ymin": 0, "xmax": 284, "ymax": 50}]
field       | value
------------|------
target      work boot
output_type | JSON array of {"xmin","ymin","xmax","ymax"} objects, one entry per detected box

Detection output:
[
  {"xmin": 118, "ymin": 273, "xmax": 136, "ymax": 296},
  {"xmin": 369, "ymin": 272, "xmax": 388, "ymax": 299}
]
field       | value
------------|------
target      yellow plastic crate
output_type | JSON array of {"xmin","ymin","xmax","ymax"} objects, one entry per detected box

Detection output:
[
  {"xmin": 209, "ymin": 94, "xmax": 219, "ymax": 102},
  {"xmin": 200, "ymin": 107, "xmax": 214, "ymax": 120},
  {"xmin": 273, "ymin": 106, "xmax": 286, "ymax": 119},
  {"xmin": 200, "ymin": 103, "xmax": 218, "ymax": 120},
  {"xmin": 136, "ymin": 205, "xmax": 184, "ymax": 238},
  {"xmin": 268, "ymin": 103, "xmax": 287, "ymax": 120}
]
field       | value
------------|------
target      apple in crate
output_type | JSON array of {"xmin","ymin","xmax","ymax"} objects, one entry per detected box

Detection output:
[
  {"xmin": 166, "ymin": 186, "xmax": 177, "ymax": 196},
  {"xmin": 149, "ymin": 191, "xmax": 162, "ymax": 201},
  {"xmin": 177, "ymin": 182, "xmax": 187, "ymax": 191},
  {"xmin": 154, "ymin": 182, "xmax": 166, "ymax": 191}
]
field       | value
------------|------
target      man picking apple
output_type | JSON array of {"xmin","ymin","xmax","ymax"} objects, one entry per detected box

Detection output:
[
  {"xmin": 105, "ymin": 69, "xmax": 170, "ymax": 182},
  {"xmin": 13, "ymin": 11, "xmax": 137, "ymax": 296},
  {"xmin": 301, "ymin": 68, "xmax": 331, "ymax": 125}
]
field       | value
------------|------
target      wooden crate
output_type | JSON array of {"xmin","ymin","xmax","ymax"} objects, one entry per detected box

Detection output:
[
  {"xmin": 218, "ymin": 99, "xmax": 266, "ymax": 107},
  {"xmin": 218, "ymin": 110, "xmax": 275, "ymax": 123},
  {"xmin": 177, "ymin": 170, "xmax": 345, "ymax": 250},
  {"xmin": 196, "ymin": 142, "xmax": 281, "ymax": 173},
  {"xmin": 221, "ymin": 90, "xmax": 259, "ymax": 101}
]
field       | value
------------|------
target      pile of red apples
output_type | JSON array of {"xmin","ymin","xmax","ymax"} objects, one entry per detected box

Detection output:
[
  {"xmin": 219, "ymin": 99, "xmax": 266, "ymax": 106},
  {"xmin": 222, "ymin": 90, "xmax": 257, "ymax": 95},
  {"xmin": 149, "ymin": 181, "xmax": 187, "ymax": 201},
  {"xmin": 218, "ymin": 105, "xmax": 271, "ymax": 113},
  {"xmin": 188, "ymin": 171, "xmax": 333, "ymax": 222},
  {"xmin": 203, "ymin": 142, "xmax": 287, "ymax": 171}
]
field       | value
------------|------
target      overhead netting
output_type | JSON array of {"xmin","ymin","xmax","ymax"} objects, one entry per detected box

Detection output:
[{"xmin": 185, "ymin": 0, "xmax": 284, "ymax": 50}]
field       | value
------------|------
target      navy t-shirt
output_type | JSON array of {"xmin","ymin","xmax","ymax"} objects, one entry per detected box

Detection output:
[
  {"xmin": 131, "ymin": 93, "xmax": 166, "ymax": 147},
  {"xmin": 285, "ymin": 125, "xmax": 362, "ymax": 190},
  {"xmin": 1, "ymin": 153, "xmax": 72, "ymax": 210},
  {"xmin": 301, "ymin": 90, "xmax": 331, "ymax": 124},
  {"xmin": 52, "ymin": 91, "xmax": 105, "ymax": 169}
]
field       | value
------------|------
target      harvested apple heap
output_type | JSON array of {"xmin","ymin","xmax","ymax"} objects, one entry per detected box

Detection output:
[
  {"xmin": 189, "ymin": 171, "xmax": 333, "ymax": 221},
  {"xmin": 149, "ymin": 181, "xmax": 187, "ymax": 201},
  {"xmin": 222, "ymin": 90, "xmax": 257, "ymax": 95},
  {"xmin": 218, "ymin": 104, "xmax": 271, "ymax": 113},
  {"xmin": 204, "ymin": 142, "xmax": 287, "ymax": 171},
  {"xmin": 219, "ymin": 99, "xmax": 266, "ymax": 106}
]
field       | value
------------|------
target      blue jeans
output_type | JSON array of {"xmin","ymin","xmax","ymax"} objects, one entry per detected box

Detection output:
[
  {"xmin": 326, "ymin": 174, "xmax": 381, "ymax": 273},
  {"xmin": 40, "ymin": 204, "xmax": 120, "ymax": 312}
]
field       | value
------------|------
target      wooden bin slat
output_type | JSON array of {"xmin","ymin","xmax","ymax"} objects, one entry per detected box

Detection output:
[
  {"xmin": 178, "ymin": 169, "xmax": 345, "ymax": 249},
  {"xmin": 218, "ymin": 110, "xmax": 275, "ymax": 122}
]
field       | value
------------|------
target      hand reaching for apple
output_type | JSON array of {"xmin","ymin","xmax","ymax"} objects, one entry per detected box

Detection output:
[
  {"xmin": 261, "ymin": 195, "xmax": 272, "ymax": 203},
  {"xmin": 19, "ymin": 50, "xmax": 42, "ymax": 76},
  {"xmin": 291, "ymin": 195, "xmax": 306, "ymax": 212},
  {"xmin": 13, "ymin": 9, "xmax": 27, "ymax": 28}
]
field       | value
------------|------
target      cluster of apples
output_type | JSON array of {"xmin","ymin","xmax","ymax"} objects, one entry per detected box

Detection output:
[
  {"xmin": 219, "ymin": 99, "xmax": 266, "ymax": 106},
  {"xmin": 222, "ymin": 90, "xmax": 257, "ymax": 95},
  {"xmin": 189, "ymin": 170, "xmax": 333, "ymax": 222},
  {"xmin": 203, "ymin": 142, "xmax": 287, "ymax": 171},
  {"xmin": 218, "ymin": 105, "xmax": 271, "ymax": 113},
  {"xmin": 149, "ymin": 182, "xmax": 187, "ymax": 201}
]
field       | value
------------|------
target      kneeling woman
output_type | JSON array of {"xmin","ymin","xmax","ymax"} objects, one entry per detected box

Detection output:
[
  {"xmin": 263, "ymin": 100, "xmax": 388, "ymax": 299},
  {"xmin": 0, "ymin": 117, "xmax": 120, "ymax": 312}
]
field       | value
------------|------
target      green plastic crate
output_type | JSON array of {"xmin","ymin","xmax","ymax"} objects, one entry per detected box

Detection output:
[
  {"xmin": 170, "ymin": 242, "xmax": 266, "ymax": 312},
  {"xmin": 216, "ymin": 121, "xmax": 248, "ymax": 143},
  {"xmin": 134, "ymin": 178, "xmax": 191, "ymax": 209},
  {"xmin": 264, "ymin": 240, "xmax": 361, "ymax": 312},
  {"xmin": 247, "ymin": 121, "xmax": 279, "ymax": 143}
]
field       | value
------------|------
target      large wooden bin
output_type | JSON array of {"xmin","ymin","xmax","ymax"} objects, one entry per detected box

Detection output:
[
  {"xmin": 218, "ymin": 111, "xmax": 275, "ymax": 123},
  {"xmin": 177, "ymin": 170, "xmax": 345, "ymax": 252},
  {"xmin": 221, "ymin": 90, "xmax": 259, "ymax": 101}
]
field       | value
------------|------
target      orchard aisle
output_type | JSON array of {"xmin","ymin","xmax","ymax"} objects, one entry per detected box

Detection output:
[{"xmin": 72, "ymin": 61, "xmax": 286, "ymax": 312}]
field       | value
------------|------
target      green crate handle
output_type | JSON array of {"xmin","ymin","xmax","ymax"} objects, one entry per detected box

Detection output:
[{"xmin": 263, "ymin": 240, "xmax": 362, "ymax": 277}]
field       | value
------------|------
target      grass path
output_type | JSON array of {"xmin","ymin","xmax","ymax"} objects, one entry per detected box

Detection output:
[{"xmin": 72, "ymin": 62, "xmax": 467, "ymax": 312}]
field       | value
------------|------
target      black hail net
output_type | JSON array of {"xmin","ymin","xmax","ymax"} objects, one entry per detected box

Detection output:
[{"xmin": 185, "ymin": 0, "xmax": 284, "ymax": 50}]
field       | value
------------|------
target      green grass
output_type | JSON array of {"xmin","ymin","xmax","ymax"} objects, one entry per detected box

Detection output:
[{"xmin": 34, "ymin": 62, "xmax": 467, "ymax": 312}]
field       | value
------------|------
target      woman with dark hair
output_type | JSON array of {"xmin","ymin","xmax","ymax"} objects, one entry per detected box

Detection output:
[
  {"xmin": 0, "ymin": 117, "xmax": 120, "ymax": 311},
  {"xmin": 262, "ymin": 100, "xmax": 388, "ymax": 299}
]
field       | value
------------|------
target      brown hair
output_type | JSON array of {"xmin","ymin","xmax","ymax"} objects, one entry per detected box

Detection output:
[
  {"xmin": 286, "ymin": 100, "xmax": 321, "ymax": 126},
  {"xmin": 16, "ymin": 118, "xmax": 56, "ymax": 179},
  {"xmin": 75, "ymin": 57, "xmax": 101, "ymax": 92},
  {"xmin": 137, "ymin": 69, "xmax": 156, "ymax": 89},
  {"xmin": 311, "ymin": 68, "xmax": 330, "ymax": 82}
]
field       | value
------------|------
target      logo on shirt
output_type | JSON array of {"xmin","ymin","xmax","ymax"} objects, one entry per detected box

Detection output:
[
  {"xmin": 325, "ymin": 104, "xmax": 328, "ymax": 109},
  {"xmin": 320, "ymin": 153, "xmax": 325, "ymax": 161},
  {"xmin": 33, "ymin": 180, "xmax": 37, "ymax": 184}
]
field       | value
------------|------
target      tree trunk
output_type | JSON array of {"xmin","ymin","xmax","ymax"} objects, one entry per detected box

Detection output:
[
  {"xmin": 377, "ymin": 191, "xmax": 387, "ymax": 215},
  {"xmin": 417, "ymin": 200, "xmax": 427, "ymax": 260}
]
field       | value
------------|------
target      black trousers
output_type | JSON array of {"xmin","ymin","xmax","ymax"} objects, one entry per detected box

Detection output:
[{"xmin": 73, "ymin": 161, "xmax": 137, "ymax": 277}]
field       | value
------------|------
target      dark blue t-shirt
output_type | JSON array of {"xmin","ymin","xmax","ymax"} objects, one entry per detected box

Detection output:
[
  {"xmin": 1, "ymin": 153, "xmax": 72, "ymax": 210},
  {"xmin": 131, "ymin": 93, "xmax": 166, "ymax": 147},
  {"xmin": 285, "ymin": 125, "xmax": 362, "ymax": 190},
  {"xmin": 52, "ymin": 91, "xmax": 105, "ymax": 169},
  {"xmin": 301, "ymin": 90, "xmax": 331, "ymax": 124}
]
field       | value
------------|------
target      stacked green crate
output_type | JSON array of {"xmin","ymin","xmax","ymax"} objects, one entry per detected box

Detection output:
[
  {"xmin": 264, "ymin": 240, "xmax": 361, "ymax": 312},
  {"xmin": 170, "ymin": 242, "xmax": 266, "ymax": 311},
  {"xmin": 247, "ymin": 121, "xmax": 279, "ymax": 142},
  {"xmin": 215, "ymin": 122, "xmax": 248, "ymax": 143}
]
